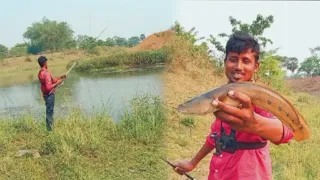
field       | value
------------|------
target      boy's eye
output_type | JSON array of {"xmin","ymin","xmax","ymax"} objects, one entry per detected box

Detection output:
[
  {"xmin": 229, "ymin": 58, "xmax": 237, "ymax": 62},
  {"xmin": 243, "ymin": 59, "xmax": 250, "ymax": 64}
]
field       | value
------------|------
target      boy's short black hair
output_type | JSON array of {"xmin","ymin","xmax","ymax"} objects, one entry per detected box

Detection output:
[
  {"xmin": 225, "ymin": 31, "xmax": 260, "ymax": 62},
  {"xmin": 38, "ymin": 56, "xmax": 47, "ymax": 67}
]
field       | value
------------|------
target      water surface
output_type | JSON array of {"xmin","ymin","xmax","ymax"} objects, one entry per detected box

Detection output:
[{"xmin": 0, "ymin": 68, "xmax": 164, "ymax": 121}]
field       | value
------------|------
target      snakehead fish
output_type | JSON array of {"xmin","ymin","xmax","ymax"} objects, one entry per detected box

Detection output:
[{"xmin": 177, "ymin": 82, "xmax": 310, "ymax": 142}]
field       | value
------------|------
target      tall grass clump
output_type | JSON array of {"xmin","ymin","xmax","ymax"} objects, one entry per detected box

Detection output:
[
  {"xmin": 256, "ymin": 54, "xmax": 292, "ymax": 94},
  {"xmin": 162, "ymin": 36, "xmax": 223, "ymax": 87},
  {"xmin": 117, "ymin": 94, "xmax": 166, "ymax": 144},
  {"xmin": 71, "ymin": 49, "xmax": 168, "ymax": 73},
  {"xmin": 0, "ymin": 93, "xmax": 167, "ymax": 180},
  {"xmin": 164, "ymin": 35, "xmax": 216, "ymax": 72}
]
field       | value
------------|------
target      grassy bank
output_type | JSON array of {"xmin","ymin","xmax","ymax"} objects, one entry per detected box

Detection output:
[
  {"xmin": 270, "ymin": 92, "xmax": 320, "ymax": 180},
  {"xmin": 0, "ymin": 49, "xmax": 85, "ymax": 88},
  {"xmin": 0, "ymin": 93, "xmax": 168, "ymax": 180},
  {"xmin": 162, "ymin": 36, "xmax": 320, "ymax": 180},
  {"xmin": 0, "ymin": 46, "xmax": 166, "ymax": 88},
  {"xmin": 70, "ymin": 49, "xmax": 168, "ymax": 74},
  {"xmin": 0, "ymin": 46, "xmax": 128, "ymax": 88}
]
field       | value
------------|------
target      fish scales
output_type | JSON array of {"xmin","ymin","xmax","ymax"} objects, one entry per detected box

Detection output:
[{"xmin": 177, "ymin": 82, "xmax": 311, "ymax": 142}]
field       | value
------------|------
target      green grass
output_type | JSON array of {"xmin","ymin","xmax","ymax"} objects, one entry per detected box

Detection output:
[
  {"xmin": 0, "ymin": 93, "xmax": 168, "ymax": 180},
  {"xmin": 270, "ymin": 92, "xmax": 320, "ymax": 180},
  {"xmin": 71, "ymin": 49, "xmax": 168, "ymax": 73},
  {"xmin": 0, "ymin": 46, "xmax": 130, "ymax": 88},
  {"xmin": 117, "ymin": 94, "xmax": 166, "ymax": 144}
]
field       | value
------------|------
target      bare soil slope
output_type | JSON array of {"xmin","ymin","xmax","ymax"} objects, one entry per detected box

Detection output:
[
  {"xmin": 286, "ymin": 76, "xmax": 320, "ymax": 96},
  {"xmin": 130, "ymin": 30, "xmax": 174, "ymax": 51}
]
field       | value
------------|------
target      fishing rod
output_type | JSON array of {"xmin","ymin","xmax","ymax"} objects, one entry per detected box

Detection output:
[
  {"xmin": 160, "ymin": 157, "xmax": 196, "ymax": 180},
  {"xmin": 48, "ymin": 62, "xmax": 77, "ymax": 94},
  {"xmin": 65, "ymin": 62, "xmax": 77, "ymax": 75}
]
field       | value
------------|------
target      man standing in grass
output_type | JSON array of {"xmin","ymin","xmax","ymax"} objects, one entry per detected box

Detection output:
[
  {"xmin": 173, "ymin": 32, "xmax": 294, "ymax": 179},
  {"xmin": 38, "ymin": 56, "xmax": 66, "ymax": 131}
]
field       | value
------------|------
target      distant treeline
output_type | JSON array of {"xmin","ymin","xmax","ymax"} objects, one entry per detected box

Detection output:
[
  {"xmin": 0, "ymin": 17, "xmax": 146, "ymax": 58},
  {"xmin": 1, "ymin": 15, "xmax": 320, "ymax": 78}
]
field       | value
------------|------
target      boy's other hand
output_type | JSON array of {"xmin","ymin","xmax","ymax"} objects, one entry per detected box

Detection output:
[{"xmin": 173, "ymin": 159, "xmax": 195, "ymax": 175}]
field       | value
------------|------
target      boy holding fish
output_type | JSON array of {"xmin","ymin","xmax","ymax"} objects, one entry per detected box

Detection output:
[{"xmin": 173, "ymin": 32, "xmax": 294, "ymax": 180}]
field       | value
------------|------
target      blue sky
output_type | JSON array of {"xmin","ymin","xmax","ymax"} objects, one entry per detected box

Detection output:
[
  {"xmin": 2, "ymin": 0, "xmax": 320, "ymax": 65},
  {"xmin": 177, "ymin": 0, "xmax": 320, "ymax": 64},
  {"xmin": 1, "ymin": 0, "xmax": 177, "ymax": 48}
]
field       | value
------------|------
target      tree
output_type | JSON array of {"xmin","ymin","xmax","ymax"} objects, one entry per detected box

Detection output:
[
  {"xmin": 76, "ymin": 35, "xmax": 89, "ymax": 48},
  {"xmin": 208, "ymin": 14, "xmax": 274, "ymax": 54},
  {"xmin": 298, "ymin": 56, "xmax": 317, "ymax": 76},
  {"xmin": 64, "ymin": 39, "xmax": 77, "ymax": 49},
  {"xmin": 0, "ymin": 44, "xmax": 8, "ymax": 57},
  {"xmin": 27, "ymin": 42, "xmax": 43, "ymax": 55},
  {"xmin": 298, "ymin": 46, "xmax": 320, "ymax": 77},
  {"xmin": 78, "ymin": 35, "xmax": 98, "ymax": 53},
  {"xmin": 272, "ymin": 55, "xmax": 287, "ymax": 65},
  {"xmin": 9, "ymin": 43, "xmax": 27, "ymax": 57},
  {"xmin": 171, "ymin": 21, "xmax": 200, "ymax": 45},
  {"xmin": 276, "ymin": 56, "xmax": 299, "ymax": 74},
  {"xmin": 23, "ymin": 17, "xmax": 74, "ymax": 52},
  {"xmin": 127, "ymin": 36, "xmax": 141, "ymax": 47},
  {"xmin": 170, "ymin": 21, "xmax": 211, "ymax": 57},
  {"xmin": 284, "ymin": 57, "xmax": 299, "ymax": 74},
  {"xmin": 113, "ymin": 36, "xmax": 127, "ymax": 46},
  {"xmin": 140, "ymin": 34, "xmax": 146, "ymax": 41},
  {"xmin": 105, "ymin": 38, "xmax": 116, "ymax": 46},
  {"xmin": 258, "ymin": 53, "xmax": 286, "ymax": 90},
  {"xmin": 309, "ymin": 46, "xmax": 320, "ymax": 57},
  {"xmin": 259, "ymin": 55, "xmax": 285, "ymax": 78},
  {"xmin": 97, "ymin": 39, "xmax": 105, "ymax": 46}
]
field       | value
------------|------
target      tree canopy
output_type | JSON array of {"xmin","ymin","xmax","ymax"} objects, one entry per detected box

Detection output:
[
  {"xmin": 298, "ymin": 47, "xmax": 320, "ymax": 77},
  {"xmin": 2, "ymin": 15, "xmax": 320, "ymax": 80},
  {"xmin": 208, "ymin": 14, "xmax": 274, "ymax": 54},
  {"xmin": 0, "ymin": 44, "xmax": 9, "ymax": 57},
  {"xmin": 23, "ymin": 17, "xmax": 74, "ymax": 53}
]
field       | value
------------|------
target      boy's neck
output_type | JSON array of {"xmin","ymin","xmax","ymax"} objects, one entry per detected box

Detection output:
[{"xmin": 228, "ymin": 79, "xmax": 255, "ymax": 84}]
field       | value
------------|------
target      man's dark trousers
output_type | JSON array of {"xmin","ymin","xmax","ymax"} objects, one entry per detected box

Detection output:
[{"xmin": 44, "ymin": 93, "xmax": 55, "ymax": 131}]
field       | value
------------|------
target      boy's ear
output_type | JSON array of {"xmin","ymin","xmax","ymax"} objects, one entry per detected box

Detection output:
[{"xmin": 254, "ymin": 62, "xmax": 260, "ymax": 72}]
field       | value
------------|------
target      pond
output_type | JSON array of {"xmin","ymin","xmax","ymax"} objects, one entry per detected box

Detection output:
[{"xmin": 0, "ymin": 68, "xmax": 164, "ymax": 121}]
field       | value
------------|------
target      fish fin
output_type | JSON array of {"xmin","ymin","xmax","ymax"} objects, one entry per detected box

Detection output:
[{"xmin": 240, "ymin": 82, "xmax": 310, "ymax": 141}]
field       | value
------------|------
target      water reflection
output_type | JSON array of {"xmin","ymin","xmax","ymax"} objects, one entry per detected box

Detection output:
[{"xmin": 0, "ymin": 68, "xmax": 163, "ymax": 121}]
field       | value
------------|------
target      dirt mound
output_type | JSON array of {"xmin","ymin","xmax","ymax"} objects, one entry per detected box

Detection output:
[
  {"xmin": 287, "ymin": 76, "xmax": 320, "ymax": 96},
  {"xmin": 130, "ymin": 30, "xmax": 175, "ymax": 51}
]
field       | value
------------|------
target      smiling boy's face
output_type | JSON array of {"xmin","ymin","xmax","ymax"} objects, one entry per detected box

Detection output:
[{"xmin": 224, "ymin": 48, "xmax": 260, "ymax": 83}]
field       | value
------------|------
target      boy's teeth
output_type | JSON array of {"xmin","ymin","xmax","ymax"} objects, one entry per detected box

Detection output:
[{"xmin": 234, "ymin": 73, "xmax": 243, "ymax": 78}]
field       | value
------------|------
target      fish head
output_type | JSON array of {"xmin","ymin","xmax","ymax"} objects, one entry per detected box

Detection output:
[{"xmin": 177, "ymin": 95, "xmax": 217, "ymax": 115}]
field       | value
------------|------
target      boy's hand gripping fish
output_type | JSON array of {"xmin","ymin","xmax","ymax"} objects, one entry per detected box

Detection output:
[{"xmin": 177, "ymin": 82, "xmax": 310, "ymax": 142}]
